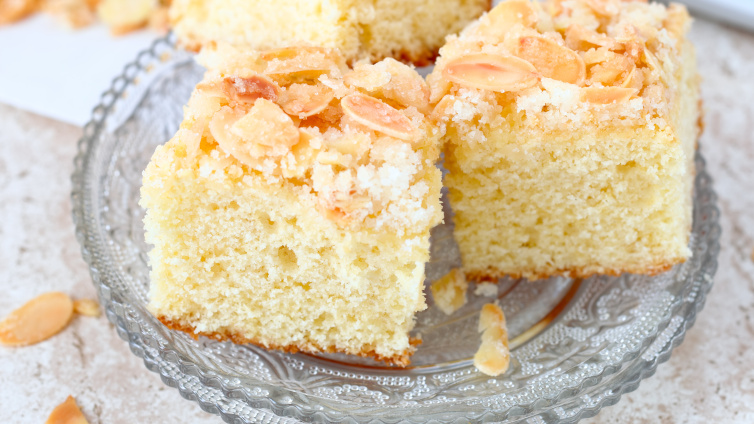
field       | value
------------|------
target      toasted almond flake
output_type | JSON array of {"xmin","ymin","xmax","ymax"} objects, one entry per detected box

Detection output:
[
  {"xmin": 565, "ymin": 24, "xmax": 618, "ymax": 51},
  {"xmin": 222, "ymin": 75, "xmax": 280, "ymax": 104},
  {"xmin": 0, "ymin": 292, "xmax": 73, "ymax": 346},
  {"xmin": 442, "ymin": 53, "xmax": 539, "ymax": 92},
  {"xmin": 473, "ymin": 303, "xmax": 510, "ymax": 377},
  {"xmin": 581, "ymin": 87, "xmax": 637, "ymax": 104},
  {"xmin": 209, "ymin": 102, "xmax": 298, "ymax": 171},
  {"xmin": 587, "ymin": 54, "xmax": 635, "ymax": 87},
  {"xmin": 479, "ymin": 0, "xmax": 537, "ymax": 32},
  {"xmin": 340, "ymin": 93, "xmax": 414, "ymax": 141},
  {"xmin": 73, "ymin": 299, "xmax": 100, "ymax": 317},
  {"xmin": 97, "ymin": 0, "xmax": 155, "ymax": 35},
  {"xmin": 278, "ymin": 83, "xmax": 335, "ymax": 118},
  {"xmin": 344, "ymin": 66, "xmax": 392, "ymax": 91},
  {"xmin": 517, "ymin": 36, "xmax": 586, "ymax": 85},
  {"xmin": 583, "ymin": 0, "xmax": 620, "ymax": 16},
  {"xmin": 0, "ymin": 0, "xmax": 37, "ymax": 25},
  {"xmin": 46, "ymin": 395, "xmax": 89, "ymax": 424},
  {"xmin": 430, "ymin": 268, "xmax": 468, "ymax": 315},
  {"xmin": 430, "ymin": 95, "xmax": 456, "ymax": 122},
  {"xmin": 262, "ymin": 47, "xmax": 343, "ymax": 80},
  {"xmin": 346, "ymin": 59, "xmax": 430, "ymax": 111},
  {"xmin": 231, "ymin": 99, "xmax": 299, "ymax": 150}
]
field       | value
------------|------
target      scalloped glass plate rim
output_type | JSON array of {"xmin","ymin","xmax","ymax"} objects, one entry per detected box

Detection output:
[{"xmin": 70, "ymin": 35, "xmax": 721, "ymax": 423}]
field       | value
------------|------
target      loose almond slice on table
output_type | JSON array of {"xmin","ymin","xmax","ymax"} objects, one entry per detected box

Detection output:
[
  {"xmin": 46, "ymin": 395, "xmax": 89, "ymax": 424},
  {"xmin": 517, "ymin": 36, "xmax": 586, "ymax": 85},
  {"xmin": 341, "ymin": 93, "xmax": 414, "ymax": 141},
  {"xmin": 442, "ymin": 53, "xmax": 539, "ymax": 92},
  {"xmin": 0, "ymin": 292, "xmax": 74, "ymax": 346},
  {"xmin": 278, "ymin": 83, "xmax": 335, "ymax": 118},
  {"xmin": 581, "ymin": 87, "xmax": 637, "ymax": 104},
  {"xmin": 474, "ymin": 303, "xmax": 510, "ymax": 377},
  {"xmin": 73, "ymin": 299, "xmax": 101, "ymax": 317}
]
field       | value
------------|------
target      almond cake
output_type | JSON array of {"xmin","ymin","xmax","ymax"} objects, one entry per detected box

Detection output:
[
  {"xmin": 429, "ymin": 0, "xmax": 700, "ymax": 281},
  {"xmin": 169, "ymin": 0, "xmax": 491, "ymax": 65},
  {"xmin": 140, "ymin": 44, "xmax": 443, "ymax": 366}
]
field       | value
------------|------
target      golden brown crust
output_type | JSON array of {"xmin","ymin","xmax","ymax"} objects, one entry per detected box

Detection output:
[
  {"xmin": 465, "ymin": 258, "xmax": 684, "ymax": 282},
  {"xmin": 158, "ymin": 316, "xmax": 416, "ymax": 367}
]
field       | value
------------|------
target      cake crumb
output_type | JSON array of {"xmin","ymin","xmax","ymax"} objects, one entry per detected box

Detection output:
[
  {"xmin": 474, "ymin": 282, "xmax": 498, "ymax": 297},
  {"xmin": 430, "ymin": 268, "xmax": 468, "ymax": 315},
  {"xmin": 750, "ymin": 247, "xmax": 754, "ymax": 263},
  {"xmin": 45, "ymin": 395, "xmax": 89, "ymax": 424},
  {"xmin": 473, "ymin": 303, "xmax": 510, "ymax": 376},
  {"xmin": 73, "ymin": 299, "xmax": 101, "ymax": 317}
]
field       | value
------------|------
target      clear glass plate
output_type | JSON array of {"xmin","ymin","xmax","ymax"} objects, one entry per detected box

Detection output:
[{"xmin": 71, "ymin": 37, "xmax": 721, "ymax": 424}]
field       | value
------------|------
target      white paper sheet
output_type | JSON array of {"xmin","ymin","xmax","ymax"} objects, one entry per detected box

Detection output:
[{"xmin": 0, "ymin": 14, "xmax": 159, "ymax": 127}]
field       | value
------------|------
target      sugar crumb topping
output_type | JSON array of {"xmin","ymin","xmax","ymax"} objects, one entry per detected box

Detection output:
[
  {"xmin": 429, "ymin": 0, "xmax": 691, "ymax": 131},
  {"xmin": 185, "ymin": 44, "xmax": 441, "ymax": 233}
]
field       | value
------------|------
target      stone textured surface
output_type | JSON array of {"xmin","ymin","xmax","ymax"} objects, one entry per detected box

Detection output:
[{"xmin": 0, "ymin": 17, "xmax": 753, "ymax": 424}]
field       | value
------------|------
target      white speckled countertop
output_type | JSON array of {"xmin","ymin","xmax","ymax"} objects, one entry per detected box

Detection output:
[{"xmin": 1, "ymin": 17, "xmax": 753, "ymax": 424}]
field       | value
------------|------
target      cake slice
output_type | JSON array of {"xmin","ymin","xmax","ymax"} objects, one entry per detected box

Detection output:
[
  {"xmin": 140, "ymin": 44, "xmax": 443, "ymax": 366},
  {"xmin": 169, "ymin": 0, "xmax": 491, "ymax": 65},
  {"xmin": 429, "ymin": 0, "xmax": 700, "ymax": 280}
]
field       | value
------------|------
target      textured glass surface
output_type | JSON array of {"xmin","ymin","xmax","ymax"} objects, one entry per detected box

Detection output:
[{"xmin": 71, "ymin": 37, "xmax": 721, "ymax": 424}]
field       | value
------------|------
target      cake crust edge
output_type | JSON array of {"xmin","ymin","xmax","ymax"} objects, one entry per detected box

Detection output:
[
  {"xmin": 465, "ymin": 258, "xmax": 684, "ymax": 283},
  {"xmin": 157, "ymin": 316, "xmax": 417, "ymax": 367}
]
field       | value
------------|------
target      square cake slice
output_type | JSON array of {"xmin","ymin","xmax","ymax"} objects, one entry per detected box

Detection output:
[
  {"xmin": 140, "ymin": 45, "xmax": 443, "ymax": 366},
  {"xmin": 169, "ymin": 0, "xmax": 491, "ymax": 65},
  {"xmin": 429, "ymin": 0, "xmax": 700, "ymax": 280}
]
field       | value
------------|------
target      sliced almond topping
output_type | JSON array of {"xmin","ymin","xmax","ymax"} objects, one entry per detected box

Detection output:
[
  {"xmin": 209, "ymin": 101, "xmax": 299, "ymax": 170},
  {"xmin": 479, "ymin": 0, "xmax": 538, "ymax": 33},
  {"xmin": 345, "ymin": 59, "xmax": 430, "ymax": 111},
  {"xmin": 581, "ymin": 87, "xmax": 637, "ymax": 104},
  {"xmin": 73, "ymin": 299, "xmax": 101, "ymax": 318},
  {"xmin": 565, "ymin": 24, "xmax": 618, "ymax": 51},
  {"xmin": 517, "ymin": 36, "xmax": 586, "ymax": 85},
  {"xmin": 430, "ymin": 268, "xmax": 468, "ymax": 315},
  {"xmin": 46, "ymin": 395, "xmax": 89, "ymax": 424},
  {"xmin": 222, "ymin": 75, "xmax": 280, "ymax": 104},
  {"xmin": 231, "ymin": 99, "xmax": 299, "ymax": 150},
  {"xmin": 0, "ymin": 292, "xmax": 74, "ymax": 346},
  {"xmin": 344, "ymin": 65, "xmax": 392, "ymax": 91},
  {"xmin": 473, "ymin": 303, "xmax": 510, "ymax": 377},
  {"xmin": 430, "ymin": 95, "xmax": 457, "ymax": 122},
  {"xmin": 583, "ymin": 0, "xmax": 620, "ymax": 16},
  {"xmin": 340, "ymin": 93, "xmax": 414, "ymax": 141},
  {"xmin": 262, "ymin": 47, "xmax": 343, "ymax": 81},
  {"xmin": 278, "ymin": 83, "xmax": 335, "ymax": 118},
  {"xmin": 442, "ymin": 53, "xmax": 539, "ymax": 93},
  {"xmin": 0, "ymin": 0, "xmax": 38, "ymax": 25},
  {"xmin": 587, "ymin": 54, "xmax": 636, "ymax": 87}
]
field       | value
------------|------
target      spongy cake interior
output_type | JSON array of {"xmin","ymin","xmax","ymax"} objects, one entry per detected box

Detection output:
[
  {"xmin": 444, "ymin": 38, "xmax": 698, "ymax": 280},
  {"xmin": 142, "ymin": 138, "xmax": 434, "ymax": 363},
  {"xmin": 170, "ymin": 0, "xmax": 490, "ymax": 64}
]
